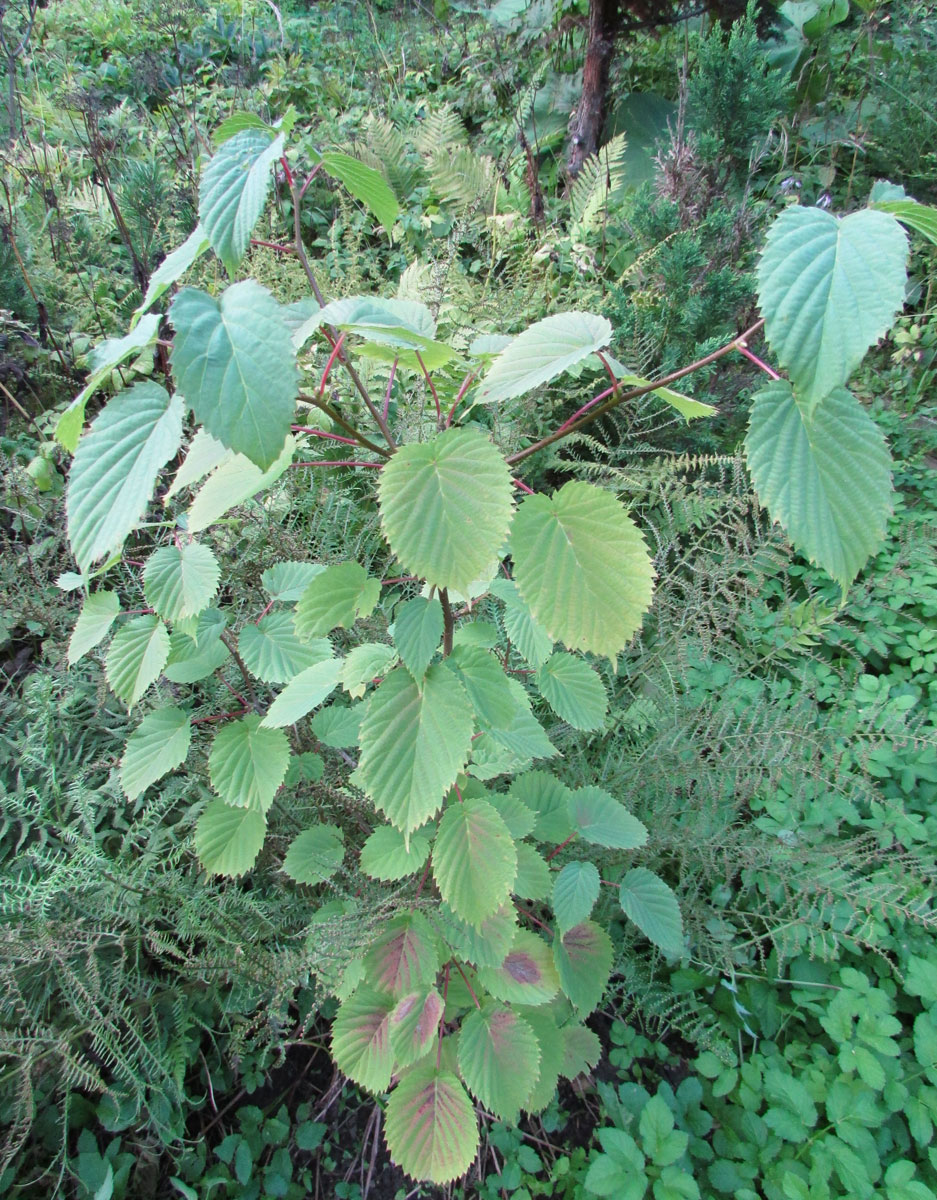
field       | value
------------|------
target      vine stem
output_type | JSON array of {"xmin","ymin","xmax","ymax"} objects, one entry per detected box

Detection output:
[
  {"xmin": 446, "ymin": 371, "xmax": 476, "ymax": 427},
  {"xmin": 440, "ymin": 588, "xmax": 454, "ymax": 657},
  {"xmin": 291, "ymin": 426, "xmax": 361, "ymax": 447},
  {"xmin": 220, "ymin": 631, "xmax": 258, "ymax": 708},
  {"xmin": 289, "ymin": 174, "xmax": 398, "ymax": 452},
  {"xmin": 414, "ymin": 349, "xmax": 441, "ymax": 428},
  {"xmin": 292, "ymin": 459, "xmax": 383, "ymax": 469},
  {"xmin": 546, "ymin": 833, "xmax": 577, "ymax": 861},
  {"xmin": 506, "ymin": 318, "xmax": 767, "ymax": 466},
  {"xmin": 452, "ymin": 959, "xmax": 482, "ymax": 1010},
  {"xmin": 295, "ymin": 393, "xmax": 388, "ymax": 459},
  {"xmin": 437, "ymin": 964, "xmax": 451, "ymax": 1069},
  {"xmin": 382, "ymin": 357, "xmax": 398, "ymax": 422},
  {"xmin": 318, "ymin": 331, "xmax": 347, "ymax": 395}
]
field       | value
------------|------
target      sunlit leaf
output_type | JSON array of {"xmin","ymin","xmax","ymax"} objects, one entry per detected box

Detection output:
[
  {"xmin": 384, "ymin": 1062, "xmax": 479, "ymax": 1185},
  {"xmin": 477, "ymin": 311, "xmax": 612, "ymax": 404},
  {"xmin": 144, "ymin": 543, "xmax": 220, "ymax": 622},
  {"xmin": 261, "ymin": 658, "xmax": 342, "ymax": 728},
  {"xmin": 433, "ymin": 797, "xmax": 517, "ymax": 927},
  {"xmin": 68, "ymin": 591, "xmax": 120, "ymax": 665},
  {"xmin": 363, "ymin": 911, "xmax": 440, "ymax": 998},
  {"xmin": 208, "ymin": 714, "xmax": 290, "ymax": 813},
  {"xmin": 198, "ymin": 129, "xmax": 284, "ymax": 273},
  {"xmin": 105, "ymin": 615, "xmax": 170, "ymax": 708},
  {"xmin": 458, "ymin": 1004, "xmax": 540, "ymax": 1122},
  {"xmin": 120, "ymin": 706, "xmax": 191, "ymax": 800}
]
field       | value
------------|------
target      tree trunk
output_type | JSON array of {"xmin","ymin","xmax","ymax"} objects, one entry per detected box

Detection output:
[{"xmin": 566, "ymin": 0, "xmax": 620, "ymax": 178}]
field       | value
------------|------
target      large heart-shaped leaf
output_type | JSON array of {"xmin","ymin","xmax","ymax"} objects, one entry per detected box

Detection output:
[
  {"xmin": 432, "ymin": 797, "xmax": 517, "ymax": 927},
  {"xmin": 745, "ymin": 381, "xmax": 893, "ymax": 587},
  {"xmin": 458, "ymin": 1004, "xmax": 541, "ymax": 1122},
  {"xmin": 198, "ymin": 129, "xmax": 284, "ymax": 273},
  {"xmin": 379, "ymin": 426, "xmax": 514, "ymax": 596},
  {"xmin": 511, "ymin": 481, "xmax": 654, "ymax": 659},
  {"xmin": 170, "ymin": 281, "xmax": 298, "ymax": 469},
  {"xmin": 477, "ymin": 311, "xmax": 612, "ymax": 404},
  {"xmin": 67, "ymin": 383, "xmax": 184, "ymax": 572},
  {"xmin": 352, "ymin": 666, "xmax": 474, "ymax": 835},
  {"xmin": 757, "ymin": 205, "xmax": 907, "ymax": 413},
  {"xmin": 384, "ymin": 1063, "xmax": 479, "ymax": 1185}
]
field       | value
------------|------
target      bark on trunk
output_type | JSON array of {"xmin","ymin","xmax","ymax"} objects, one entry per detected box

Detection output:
[{"xmin": 566, "ymin": 0, "xmax": 620, "ymax": 179}]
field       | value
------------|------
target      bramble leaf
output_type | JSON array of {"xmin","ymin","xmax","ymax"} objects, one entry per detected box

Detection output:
[
  {"xmin": 331, "ymin": 986, "xmax": 396, "ymax": 1093},
  {"xmin": 283, "ymin": 824, "xmax": 344, "ymax": 885},
  {"xmin": 144, "ymin": 543, "xmax": 220, "ymax": 622},
  {"xmin": 393, "ymin": 596, "xmax": 443, "ymax": 682},
  {"xmin": 363, "ymin": 912, "xmax": 440, "ymax": 998},
  {"xmin": 619, "ymin": 868, "xmax": 684, "ymax": 956},
  {"xmin": 458, "ymin": 1004, "xmax": 541, "ymax": 1122},
  {"xmin": 552, "ymin": 861, "xmax": 601, "ymax": 932},
  {"xmin": 477, "ymin": 311, "xmax": 612, "ymax": 404},
  {"xmin": 106, "ymin": 615, "xmax": 170, "ymax": 708},
  {"xmin": 384, "ymin": 1063, "xmax": 479, "ymax": 1185},
  {"xmin": 294, "ymin": 562, "xmax": 381, "ymax": 639},
  {"xmin": 359, "ymin": 825, "xmax": 432, "ymax": 881},
  {"xmin": 261, "ymin": 658, "xmax": 342, "ymax": 728},
  {"xmin": 68, "ymin": 591, "xmax": 120, "ymax": 665},
  {"xmin": 537, "ymin": 651, "xmax": 608, "ymax": 730},
  {"xmin": 567, "ymin": 786, "xmax": 648, "ymax": 849},
  {"xmin": 390, "ymin": 986, "xmax": 445, "ymax": 1069},
  {"xmin": 477, "ymin": 929, "xmax": 560, "ymax": 1006},
  {"xmin": 195, "ymin": 799, "xmax": 267, "ymax": 877},
  {"xmin": 239, "ymin": 612, "xmax": 331, "ymax": 684},
  {"xmin": 554, "ymin": 920, "xmax": 613, "ymax": 1013},
  {"xmin": 198, "ymin": 129, "xmax": 284, "ymax": 273}
]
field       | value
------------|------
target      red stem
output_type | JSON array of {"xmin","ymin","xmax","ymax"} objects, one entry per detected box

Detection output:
[
  {"xmin": 512, "ymin": 477, "xmax": 535, "ymax": 495},
  {"xmin": 256, "ymin": 599, "xmax": 275, "ymax": 623},
  {"xmin": 298, "ymin": 162, "xmax": 322, "ymax": 201},
  {"xmin": 122, "ymin": 607, "xmax": 155, "ymax": 616},
  {"xmin": 191, "ymin": 707, "xmax": 248, "ymax": 726},
  {"xmin": 415, "ymin": 350, "xmax": 441, "ymax": 426},
  {"xmin": 446, "ymin": 371, "xmax": 477, "ymax": 427},
  {"xmin": 453, "ymin": 782, "xmax": 463, "ymax": 804},
  {"xmin": 318, "ymin": 331, "xmax": 347, "ymax": 396},
  {"xmin": 517, "ymin": 905, "xmax": 554, "ymax": 937},
  {"xmin": 381, "ymin": 575, "xmax": 419, "ymax": 586},
  {"xmin": 556, "ymin": 381, "xmax": 619, "ymax": 435},
  {"xmin": 452, "ymin": 959, "xmax": 482, "ymax": 1010},
  {"xmin": 737, "ymin": 342, "xmax": 781, "ymax": 380},
  {"xmin": 292, "ymin": 460, "xmax": 383, "ymax": 469},
  {"xmin": 251, "ymin": 238, "xmax": 294, "ymax": 253},
  {"xmin": 596, "ymin": 351, "xmax": 618, "ymax": 384},
  {"xmin": 414, "ymin": 858, "xmax": 432, "ymax": 899},
  {"xmin": 382, "ymin": 357, "xmax": 398, "ymax": 422},
  {"xmin": 292, "ymin": 426, "xmax": 360, "ymax": 447},
  {"xmin": 546, "ymin": 833, "xmax": 577, "ymax": 862},
  {"xmin": 279, "ymin": 154, "xmax": 294, "ymax": 188}
]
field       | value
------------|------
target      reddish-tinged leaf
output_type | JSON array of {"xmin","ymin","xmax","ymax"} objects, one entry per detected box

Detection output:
[
  {"xmin": 477, "ymin": 929, "xmax": 560, "ymax": 1006},
  {"xmin": 363, "ymin": 912, "xmax": 439, "ymax": 998},
  {"xmin": 384, "ymin": 1062, "xmax": 479, "ymax": 1185},
  {"xmin": 331, "ymin": 986, "xmax": 396, "ymax": 1093},
  {"xmin": 457, "ymin": 1004, "xmax": 541, "ymax": 1122},
  {"xmin": 389, "ymin": 986, "xmax": 445, "ymax": 1069},
  {"xmin": 554, "ymin": 920, "xmax": 613, "ymax": 1014}
]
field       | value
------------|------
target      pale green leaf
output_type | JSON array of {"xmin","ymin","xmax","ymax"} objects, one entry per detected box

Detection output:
[
  {"xmin": 612, "ymin": 367, "xmax": 715, "ymax": 421},
  {"xmin": 489, "ymin": 792, "xmax": 535, "ymax": 840},
  {"xmin": 619, "ymin": 868, "xmax": 684, "ymax": 956},
  {"xmin": 757, "ymin": 206, "xmax": 907, "ymax": 412},
  {"xmin": 522, "ymin": 1009, "xmax": 566, "ymax": 1114},
  {"xmin": 163, "ymin": 618, "xmax": 230, "ymax": 683},
  {"xmin": 68, "ymin": 591, "xmax": 120, "ymax": 664},
  {"xmin": 511, "ymin": 481, "xmax": 654, "ymax": 659},
  {"xmin": 209, "ymin": 714, "xmax": 290, "ymax": 812},
  {"xmin": 194, "ymin": 799, "xmax": 266, "ymax": 876},
  {"xmin": 318, "ymin": 296, "xmax": 436, "ymax": 350},
  {"xmin": 331, "ymin": 986, "xmax": 396, "ymax": 1093},
  {"xmin": 340, "ymin": 642, "xmax": 398, "ymax": 699},
  {"xmin": 384, "ymin": 1063, "xmax": 479, "ymax": 1185},
  {"xmin": 488, "ymin": 577, "xmax": 553, "ymax": 668},
  {"xmin": 198, "ymin": 129, "xmax": 284, "ymax": 273},
  {"xmin": 437, "ymin": 903, "xmax": 517, "ymax": 969},
  {"xmin": 379, "ymin": 426, "xmax": 514, "ymax": 595},
  {"xmin": 143, "ymin": 543, "xmax": 220, "ymax": 622},
  {"xmin": 477, "ymin": 311, "xmax": 612, "ymax": 404},
  {"xmin": 56, "ymin": 315, "xmax": 162, "ymax": 451},
  {"xmin": 452, "ymin": 620, "xmax": 499, "ymax": 649},
  {"xmin": 568, "ymin": 786, "xmax": 648, "ymax": 849},
  {"xmin": 363, "ymin": 911, "xmax": 440, "ymax": 998},
  {"xmin": 66, "ymin": 383, "xmax": 184, "ymax": 572},
  {"xmin": 512, "ymin": 843, "xmax": 551, "ymax": 901},
  {"xmin": 745, "ymin": 381, "xmax": 893, "ymax": 587},
  {"xmin": 446, "ymin": 646, "xmax": 518, "ymax": 728},
  {"xmin": 133, "ymin": 225, "xmax": 210, "ymax": 324},
  {"xmin": 212, "ymin": 112, "xmax": 273, "ymax": 145},
  {"xmin": 553, "ymin": 861, "xmax": 600, "ymax": 933},
  {"xmin": 359, "ymin": 825, "xmax": 432, "ymax": 881},
  {"xmin": 261, "ymin": 658, "xmax": 342, "ymax": 728},
  {"xmin": 480, "ymin": 676, "xmax": 558, "ymax": 763},
  {"xmin": 537, "ymin": 652, "xmax": 608, "ymax": 730},
  {"xmin": 554, "ymin": 920, "xmax": 613, "ymax": 1013},
  {"xmin": 239, "ymin": 612, "xmax": 331, "ymax": 684},
  {"xmin": 311, "ymin": 701, "xmax": 363, "ymax": 747},
  {"xmin": 458, "ymin": 1004, "xmax": 541, "ymax": 1122},
  {"xmin": 170, "ymin": 281, "xmax": 298, "ymax": 469},
  {"xmin": 163, "ymin": 431, "xmax": 229, "ymax": 504},
  {"xmin": 560, "ymin": 1023, "xmax": 602, "ymax": 1080},
  {"xmin": 869, "ymin": 197, "xmax": 937, "ymax": 246},
  {"xmin": 390, "ymin": 987, "xmax": 445, "ymax": 1070},
  {"xmin": 433, "ymin": 797, "xmax": 517, "ymax": 927},
  {"xmin": 476, "ymin": 929, "xmax": 560, "ymax": 1006},
  {"xmin": 294, "ymin": 561, "xmax": 381, "ymax": 639},
  {"xmin": 320, "ymin": 151, "xmax": 400, "ymax": 232},
  {"xmin": 119, "ymin": 706, "xmax": 191, "ymax": 799},
  {"xmin": 283, "ymin": 824, "xmax": 344, "ymax": 884},
  {"xmin": 393, "ymin": 597, "xmax": 443, "ymax": 682},
  {"xmin": 187, "ymin": 435, "xmax": 297, "ymax": 532},
  {"xmin": 352, "ymin": 666, "xmax": 474, "ymax": 834},
  {"xmin": 261, "ymin": 560, "xmax": 325, "ymax": 602},
  {"xmin": 510, "ymin": 771, "xmax": 574, "ymax": 843},
  {"xmin": 105, "ymin": 615, "xmax": 170, "ymax": 707}
]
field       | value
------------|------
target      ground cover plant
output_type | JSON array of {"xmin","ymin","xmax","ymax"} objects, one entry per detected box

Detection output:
[{"xmin": 2, "ymin": 0, "xmax": 937, "ymax": 1195}]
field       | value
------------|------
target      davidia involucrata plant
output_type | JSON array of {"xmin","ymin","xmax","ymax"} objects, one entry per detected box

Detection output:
[{"xmin": 59, "ymin": 113, "xmax": 934, "ymax": 1183}]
